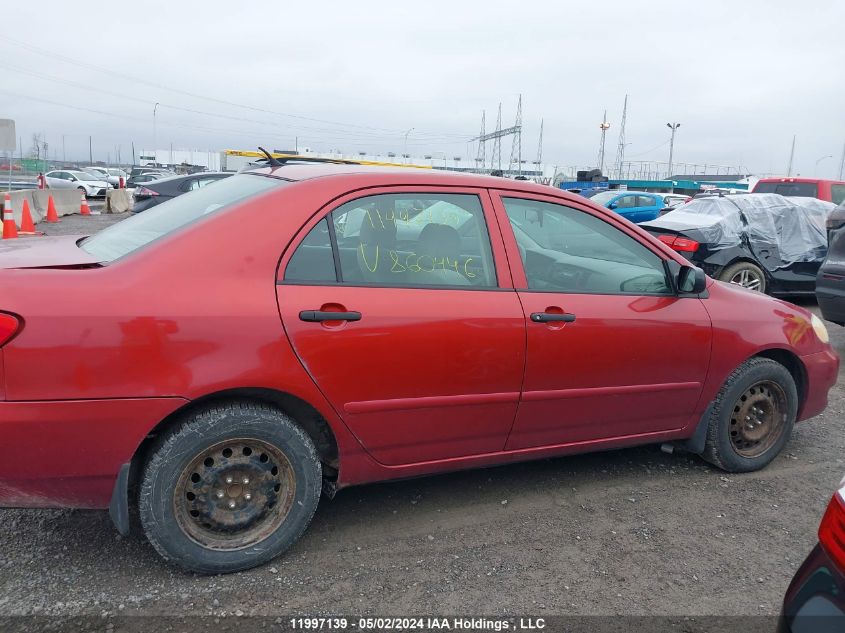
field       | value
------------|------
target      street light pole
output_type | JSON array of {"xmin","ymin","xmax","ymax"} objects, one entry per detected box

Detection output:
[
  {"xmin": 403, "ymin": 128, "xmax": 414, "ymax": 164},
  {"xmin": 815, "ymin": 154, "xmax": 833, "ymax": 175},
  {"xmin": 153, "ymin": 102, "xmax": 160, "ymax": 164},
  {"xmin": 666, "ymin": 123, "xmax": 681, "ymax": 179}
]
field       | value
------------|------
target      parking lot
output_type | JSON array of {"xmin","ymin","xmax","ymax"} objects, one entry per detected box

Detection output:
[{"xmin": 0, "ymin": 211, "xmax": 842, "ymax": 621}]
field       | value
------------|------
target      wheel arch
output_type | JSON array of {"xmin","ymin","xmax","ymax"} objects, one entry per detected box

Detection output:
[
  {"xmin": 682, "ymin": 347, "xmax": 807, "ymax": 455},
  {"xmin": 124, "ymin": 388, "xmax": 340, "ymax": 515}
]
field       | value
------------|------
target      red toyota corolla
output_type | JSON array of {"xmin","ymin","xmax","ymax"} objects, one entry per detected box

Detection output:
[{"xmin": 0, "ymin": 165, "xmax": 838, "ymax": 573}]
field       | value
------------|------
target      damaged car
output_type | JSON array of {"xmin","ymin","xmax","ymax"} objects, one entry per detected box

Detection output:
[{"xmin": 641, "ymin": 193, "xmax": 836, "ymax": 295}]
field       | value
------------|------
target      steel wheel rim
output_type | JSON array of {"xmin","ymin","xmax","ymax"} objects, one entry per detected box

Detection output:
[
  {"xmin": 729, "ymin": 268, "xmax": 763, "ymax": 291},
  {"xmin": 729, "ymin": 380, "xmax": 787, "ymax": 458},
  {"xmin": 173, "ymin": 438, "xmax": 296, "ymax": 551}
]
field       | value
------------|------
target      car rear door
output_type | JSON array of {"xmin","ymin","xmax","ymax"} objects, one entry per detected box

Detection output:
[
  {"xmin": 491, "ymin": 190, "xmax": 712, "ymax": 450},
  {"xmin": 276, "ymin": 187, "xmax": 526, "ymax": 466}
]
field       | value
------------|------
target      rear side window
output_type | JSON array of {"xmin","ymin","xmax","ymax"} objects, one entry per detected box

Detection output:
[
  {"xmin": 81, "ymin": 174, "xmax": 281, "ymax": 262},
  {"xmin": 831, "ymin": 185, "xmax": 845, "ymax": 205},
  {"xmin": 754, "ymin": 181, "xmax": 818, "ymax": 198}
]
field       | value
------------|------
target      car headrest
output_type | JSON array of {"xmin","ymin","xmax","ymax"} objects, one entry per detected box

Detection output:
[
  {"xmin": 359, "ymin": 209, "xmax": 397, "ymax": 248},
  {"xmin": 417, "ymin": 223, "xmax": 461, "ymax": 260}
]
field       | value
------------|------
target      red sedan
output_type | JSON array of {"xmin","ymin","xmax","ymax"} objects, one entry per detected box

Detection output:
[{"xmin": 0, "ymin": 165, "xmax": 838, "ymax": 573}]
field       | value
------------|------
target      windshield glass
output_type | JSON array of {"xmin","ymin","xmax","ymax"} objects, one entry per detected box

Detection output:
[
  {"xmin": 81, "ymin": 174, "xmax": 282, "ymax": 262},
  {"xmin": 589, "ymin": 191, "xmax": 620, "ymax": 205}
]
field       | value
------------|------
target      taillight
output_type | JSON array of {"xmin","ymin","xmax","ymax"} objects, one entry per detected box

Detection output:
[
  {"xmin": 819, "ymin": 487, "xmax": 845, "ymax": 571},
  {"xmin": 135, "ymin": 186, "xmax": 159, "ymax": 197},
  {"xmin": 658, "ymin": 234, "xmax": 700, "ymax": 253},
  {"xmin": 0, "ymin": 312, "xmax": 21, "ymax": 347}
]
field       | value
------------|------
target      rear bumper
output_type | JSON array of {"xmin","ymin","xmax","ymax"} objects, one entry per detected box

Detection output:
[
  {"xmin": 799, "ymin": 348, "xmax": 840, "ymax": 421},
  {"xmin": 0, "ymin": 397, "xmax": 187, "ymax": 509}
]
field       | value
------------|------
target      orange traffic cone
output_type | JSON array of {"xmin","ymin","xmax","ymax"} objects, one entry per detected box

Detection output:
[
  {"xmin": 80, "ymin": 192, "xmax": 92, "ymax": 216},
  {"xmin": 2, "ymin": 195, "xmax": 18, "ymax": 239},
  {"xmin": 45, "ymin": 195, "xmax": 60, "ymax": 223},
  {"xmin": 19, "ymin": 198, "xmax": 36, "ymax": 235}
]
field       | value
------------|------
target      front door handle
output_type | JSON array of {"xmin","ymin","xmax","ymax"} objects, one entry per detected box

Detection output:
[
  {"xmin": 530, "ymin": 312, "xmax": 576, "ymax": 323},
  {"xmin": 299, "ymin": 310, "xmax": 362, "ymax": 322}
]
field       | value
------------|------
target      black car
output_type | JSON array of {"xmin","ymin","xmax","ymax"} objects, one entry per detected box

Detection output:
[
  {"xmin": 131, "ymin": 172, "xmax": 232, "ymax": 213},
  {"xmin": 641, "ymin": 193, "xmax": 835, "ymax": 296},
  {"xmin": 816, "ymin": 203, "xmax": 845, "ymax": 325},
  {"xmin": 779, "ymin": 479, "xmax": 845, "ymax": 633}
]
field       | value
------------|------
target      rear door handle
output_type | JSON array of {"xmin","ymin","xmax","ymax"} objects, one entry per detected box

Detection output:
[
  {"xmin": 299, "ymin": 310, "xmax": 362, "ymax": 322},
  {"xmin": 530, "ymin": 312, "xmax": 576, "ymax": 323}
]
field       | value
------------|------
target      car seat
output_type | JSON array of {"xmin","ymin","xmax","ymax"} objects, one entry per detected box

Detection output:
[
  {"xmin": 357, "ymin": 208, "xmax": 399, "ymax": 283},
  {"xmin": 414, "ymin": 223, "xmax": 471, "ymax": 286}
]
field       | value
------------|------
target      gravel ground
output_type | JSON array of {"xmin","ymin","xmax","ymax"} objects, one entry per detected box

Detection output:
[{"xmin": 1, "ymin": 211, "xmax": 843, "ymax": 621}]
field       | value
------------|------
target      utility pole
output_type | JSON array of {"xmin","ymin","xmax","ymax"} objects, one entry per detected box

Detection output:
[
  {"xmin": 62, "ymin": 135, "xmax": 66, "ymax": 163},
  {"xmin": 837, "ymin": 142, "xmax": 845, "ymax": 180},
  {"xmin": 509, "ymin": 94, "xmax": 523, "ymax": 176},
  {"xmin": 597, "ymin": 110, "xmax": 610, "ymax": 174},
  {"xmin": 666, "ymin": 122, "xmax": 681, "ymax": 179},
  {"xmin": 475, "ymin": 111, "xmax": 486, "ymax": 173},
  {"xmin": 153, "ymin": 102, "xmax": 160, "ymax": 163},
  {"xmin": 787, "ymin": 135, "xmax": 796, "ymax": 176},
  {"xmin": 89, "ymin": 136, "xmax": 93, "ymax": 164},
  {"xmin": 403, "ymin": 128, "xmax": 414, "ymax": 164}
]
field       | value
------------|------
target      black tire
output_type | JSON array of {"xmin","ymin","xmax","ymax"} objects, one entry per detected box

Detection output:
[
  {"xmin": 139, "ymin": 401, "xmax": 321, "ymax": 574},
  {"xmin": 719, "ymin": 261, "xmax": 767, "ymax": 294},
  {"xmin": 702, "ymin": 358, "xmax": 797, "ymax": 473}
]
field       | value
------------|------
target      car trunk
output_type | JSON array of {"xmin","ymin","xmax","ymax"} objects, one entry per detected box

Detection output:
[{"xmin": 0, "ymin": 235, "xmax": 103, "ymax": 269}]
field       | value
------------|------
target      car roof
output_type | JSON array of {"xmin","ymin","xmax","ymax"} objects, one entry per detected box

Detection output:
[
  {"xmin": 756, "ymin": 177, "xmax": 845, "ymax": 185},
  {"xmin": 241, "ymin": 163, "xmax": 562, "ymax": 195}
]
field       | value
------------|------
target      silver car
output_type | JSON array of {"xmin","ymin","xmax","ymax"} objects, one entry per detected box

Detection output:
[
  {"xmin": 83, "ymin": 167, "xmax": 127, "ymax": 187},
  {"xmin": 44, "ymin": 170, "xmax": 113, "ymax": 197}
]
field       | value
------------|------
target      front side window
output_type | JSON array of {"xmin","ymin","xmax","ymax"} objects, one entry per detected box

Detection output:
[
  {"xmin": 284, "ymin": 193, "xmax": 497, "ymax": 288},
  {"xmin": 615, "ymin": 195, "xmax": 639, "ymax": 209},
  {"xmin": 503, "ymin": 197, "xmax": 671, "ymax": 295},
  {"xmin": 830, "ymin": 184, "xmax": 845, "ymax": 206}
]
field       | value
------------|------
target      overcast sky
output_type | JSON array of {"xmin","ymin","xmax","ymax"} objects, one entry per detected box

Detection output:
[{"xmin": 2, "ymin": 0, "xmax": 844, "ymax": 177}]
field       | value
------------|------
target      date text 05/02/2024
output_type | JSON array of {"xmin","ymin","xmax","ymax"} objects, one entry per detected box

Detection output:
[{"xmin": 289, "ymin": 617, "xmax": 547, "ymax": 630}]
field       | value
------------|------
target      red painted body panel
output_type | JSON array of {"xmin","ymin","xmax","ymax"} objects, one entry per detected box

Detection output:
[{"xmin": 0, "ymin": 167, "xmax": 837, "ymax": 510}]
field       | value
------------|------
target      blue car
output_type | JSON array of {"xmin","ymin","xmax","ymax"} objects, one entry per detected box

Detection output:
[{"xmin": 589, "ymin": 191, "xmax": 665, "ymax": 223}]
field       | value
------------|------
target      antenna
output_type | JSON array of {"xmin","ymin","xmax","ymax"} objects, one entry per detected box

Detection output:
[
  {"xmin": 258, "ymin": 147, "xmax": 283, "ymax": 167},
  {"xmin": 612, "ymin": 95, "xmax": 628, "ymax": 179}
]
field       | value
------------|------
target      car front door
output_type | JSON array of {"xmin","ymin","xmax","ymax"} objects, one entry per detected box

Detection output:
[
  {"xmin": 492, "ymin": 191, "xmax": 712, "ymax": 450},
  {"xmin": 276, "ymin": 188, "xmax": 526, "ymax": 466}
]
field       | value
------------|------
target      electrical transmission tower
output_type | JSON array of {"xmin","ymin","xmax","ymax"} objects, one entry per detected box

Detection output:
[
  {"xmin": 475, "ymin": 111, "xmax": 486, "ymax": 172},
  {"xmin": 472, "ymin": 99, "xmax": 521, "ymax": 175},
  {"xmin": 596, "ymin": 110, "xmax": 610, "ymax": 174},
  {"xmin": 509, "ymin": 94, "xmax": 523, "ymax": 176},
  {"xmin": 492, "ymin": 104, "xmax": 502, "ymax": 171},
  {"xmin": 612, "ymin": 94, "xmax": 628, "ymax": 180},
  {"xmin": 534, "ymin": 119, "xmax": 544, "ymax": 176}
]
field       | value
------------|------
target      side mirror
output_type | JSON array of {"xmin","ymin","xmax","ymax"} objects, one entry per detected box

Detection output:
[
  {"xmin": 608, "ymin": 202, "xmax": 618, "ymax": 210},
  {"xmin": 677, "ymin": 265, "xmax": 706, "ymax": 294}
]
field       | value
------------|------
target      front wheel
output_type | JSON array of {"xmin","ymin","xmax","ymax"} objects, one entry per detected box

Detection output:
[
  {"xmin": 139, "ymin": 401, "xmax": 322, "ymax": 574},
  {"xmin": 702, "ymin": 357, "xmax": 797, "ymax": 472}
]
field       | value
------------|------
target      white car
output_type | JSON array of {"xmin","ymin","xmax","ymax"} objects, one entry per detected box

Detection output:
[
  {"xmin": 83, "ymin": 167, "xmax": 127, "ymax": 187},
  {"xmin": 44, "ymin": 170, "xmax": 112, "ymax": 197}
]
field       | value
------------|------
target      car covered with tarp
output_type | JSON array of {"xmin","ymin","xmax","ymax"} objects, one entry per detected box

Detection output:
[{"xmin": 641, "ymin": 193, "xmax": 836, "ymax": 295}]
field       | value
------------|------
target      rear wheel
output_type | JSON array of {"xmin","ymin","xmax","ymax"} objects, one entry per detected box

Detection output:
[
  {"xmin": 720, "ymin": 261, "xmax": 766, "ymax": 293},
  {"xmin": 702, "ymin": 358, "xmax": 797, "ymax": 472},
  {"xmin": 139, "ymin": 401, "xmax": 321, "ymax": 574}
]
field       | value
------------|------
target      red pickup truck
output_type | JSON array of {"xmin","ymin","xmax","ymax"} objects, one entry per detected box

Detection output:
[{"xmin": 752, "ymin": 177, "xmax": 845, "ymax": 204}]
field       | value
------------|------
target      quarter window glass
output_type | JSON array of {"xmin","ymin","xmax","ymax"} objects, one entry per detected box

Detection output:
[
  {"xmin": 503, "ymin": 197, "xmax": 671, "ymax": 295},
  {"xmin": 331, "ymin": 193, "xmax": 496, "ymax": 287},
  {"xmin": 285, "ymin": 219, "xmax": 336, "ymax": 282}
]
